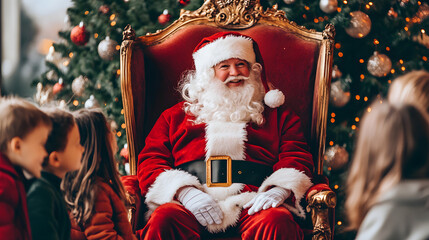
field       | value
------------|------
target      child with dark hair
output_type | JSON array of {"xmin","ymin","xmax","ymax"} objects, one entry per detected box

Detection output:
[
  {"xmin": 63, "ymin": 109, "xmax": 136, "ymax": 240},
  {"xmin": 27, "ymin": 108, "xmax": 84, "ymax": 240},
  {"xmin": 0, "ymin": 97, "xmax": 52, "ymax": 240}
]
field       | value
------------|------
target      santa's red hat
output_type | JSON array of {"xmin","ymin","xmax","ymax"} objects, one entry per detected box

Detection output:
[{"xmin": 192, "ymin": 31, "xmax": 285, "ymax": 108}]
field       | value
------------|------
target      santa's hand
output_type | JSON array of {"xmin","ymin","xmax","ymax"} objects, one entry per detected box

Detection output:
[
  {"xmin": 176, "ymin": 186, "xmax": 223, "ymax": 226},
  {"xmin": 243, "ymin": 187, "xmax": 291, "ymax": 215}
]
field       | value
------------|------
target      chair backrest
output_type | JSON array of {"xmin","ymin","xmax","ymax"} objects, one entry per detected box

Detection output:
[{"xmin": 120, "ymin": 0, "xmax": 335, "ymax": 176}]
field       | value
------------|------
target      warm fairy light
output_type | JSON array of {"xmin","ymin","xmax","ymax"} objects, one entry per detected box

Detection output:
[
  {"xmin": 304, "ymin": 6, "xmax": 310, "ymax": 10},
  {"xmin": 84, "ymin": 11, "xmax": 89, "ymax": 15},
  {"xmin": 380, "ymin": 100, "xmax": 383, "ymax": 104},
  {"xmin": 314, "ymin": 18, "xmax": 319, "ymax": 23},
  {"xmin": 117, "ymin": 131, "xmax": 122, "ymax": 137},
  {"xmin": 116, "ymin": 45, "xmax": 120, "ymax": 50},
  {"xmin": 423, "ymin": 56, "xmax": 428, "ymax": 61},
  {"xmin": 335, "ymin": 43, "xmax": 341, "ymax": 49},
  {"xmin": 73, "ymin": 100, "xmax": 79, "ymax": 106},
  {"xmin": 111, "ymin": 21, "xmax": 116, "ymax": 26},
  {"xmin": 63, "ymin": 59, "xmax": 70, "ymax": 66},
  {"xmin": 338, "ymin": 52, "xmax": 343, "ymax": 57},
  {"xmin": 338, "ymin": 221, "xmax": 342, "ymax": 225},
  {"xmin": 355, "ymin": 117, "xmax": 360, "ymax": 122},
  {"xmin": 404, "ymin": 26, "xmax": 409, "ymax": 31},
  {"xmin": 351, "ymin": 125, "xmax": 357, "ymax": 130},
  {"xmin": 334, "ymin": 185, "xmax": 339, "ymax": 189},
  {"xmin": 343, "ymin": 0, "xmax": 347, "ymax": 4},
  {"xmin": 116, "ymin": 69, "xmax": 120, "ymax": 75},
  {"xmin": 329, "ymin": 141, "xmax": 334, "ymax": 146},
  {"xmin": 121, "ymin": 109, "xmax": 124, "ymax": 114},
  {"xmin": 365, "ymin": 4, "xmax": 370, "ymax": 9},
  {"xmin": 94, "ymin": 33, "xmax": 99, "ymax": 38},
  {"xmin": 373, "ymin": 39, "xmax": 379, "ymax": 45},
  {"xmin": 360, "ymin": 74, "xmax": 365, "ymax": 80},
  {"xmin": 110, "ymin": 14, "xmax": 116, "ymax": 21},
  {"xmin": 367, "ymin": 107, "xmax": 372, "ymax": 112},
  {"xmin": 359, "ymin": 59, "xmax": 364, "ymax": 63},
  {"xmin": 401, "ymin": 66, "xmax": 406, "ymax": 71},
  {"xmin": 104, "ymin": 103, "xmax": 107, "ymax": 106},
  {"xmin": 364, "ymin": 96, "xmax": 368, "ymax": 101},
  {"xmin": 391, "ymin": 69, "xmax": 395, "ymax": 74},
  {"xmin": 115, "ymin": 98, "xmax": 119, "ymax": 102},
  {"xmin": 356, "ymin": 95, "xmax": 360, "ymax": 100},
  {"xmin": 405, "ymin": 17, "xmax": 410, "ymax": 22},
  {"xmin": 328, "ymin": 167, "xmax": 332, "ymax": 171},
  {"xmin": 121, "ymin": 123, "xmax": 126, "ymax": 129},
  {"xmin": 422, "ymin": 29, "xmax": 426, "ymax": 34},
  {"xmin": 399, "ymin": 59, "xmax": 404, "ymax": 64},
  {"xmin": 331, "ymin": 118, "xmax": 335, "ymax": 123},
  {"xmin": 69, "ymin": 52, "xmax": 73, "ymax": 58},
  {"xmin": 388, "ymin": 80, "xmax": 392, "ymax": 84},
  {"xmin": 337, "ymin": 7, "xmax": 342, "ymax": 12},
  {"xmin": 418, "ymin": 1, "xmax": 421, "ymax": 5},
  {"xmin": 331, "ymin": 112, "xmax": 336, "ymax": 117},
  {"xmin": 369, "ymin": 2, "xmax": 373, "ymax": 5},
  {"xmin": 386, "ymin": 47, "xmax": 390, "ymax": 51},
  {"xmin": 318, "ymin": 17, "xmax": 324, "ymax": 22},
  {"xmin": 302, "ymin": 14, "xmax": 307, "ymax": 19}
]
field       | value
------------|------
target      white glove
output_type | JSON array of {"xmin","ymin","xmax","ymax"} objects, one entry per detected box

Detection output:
[
  {"xmin": 243, "ymin": 187, "xmax": 291, "ymax": 215},
  {"xmin": 176, "ymin": 186, "xmax": 223, "ymax": 226}
]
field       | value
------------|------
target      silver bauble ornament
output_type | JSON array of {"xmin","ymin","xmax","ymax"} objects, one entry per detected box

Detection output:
[
  {"xmin": 345, "ymin": 11, "xmax": 372, "ymax": 38},
  {"xmin": 85, "ymin": 95, "xmax": 99, "ymax": 108},
  {"xmin": 97, "ymin": 36, "xmax": 118, "ymax": 60},
  {"xmin": 324, "ymin": 145, "xmax": 349, "ymax": 170},
  {"xmin": 330, "ymin": 81, "xmax": 350, "ymax": 107},
  {"xmin": 283, "ymin": 0, "xmax": 296, "ymax": 4},
  {"xmin": 332, "ymin": 65, "xmax": 342, "ymax": 79},
  {"xmin": 319, "ymin": 0, "xmax": 338, "ymax": 14},
  {"xmin": 72, "ymin": 75, "xmax": 87, "ymax": 96},
  {"xmin": 367, "ymin": 51, "xmax": 392, "ymax": 77}
]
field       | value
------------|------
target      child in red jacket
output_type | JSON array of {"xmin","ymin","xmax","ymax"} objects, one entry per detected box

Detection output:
[
  {"xmin": 0, "ymin": 97, "xmax": 52, "ymax": 240},
  {"xmin": 62, "ymin": 109, "xmax": 136, "ymax": 240}
]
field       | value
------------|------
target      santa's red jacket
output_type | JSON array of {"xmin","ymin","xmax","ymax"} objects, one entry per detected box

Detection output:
[{"xmin": 138, "ymin": 101, "xmax": 314, "ymax": 232}]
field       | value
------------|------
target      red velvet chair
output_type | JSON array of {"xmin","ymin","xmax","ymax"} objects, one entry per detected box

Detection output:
[{"xmin": 120, "ymin": 1, "xmax": 337, "ymax": 239}]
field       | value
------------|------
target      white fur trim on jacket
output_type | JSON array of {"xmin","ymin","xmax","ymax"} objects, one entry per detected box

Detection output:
[
  {"xmin": 144, "ymin": 169, "xmax": 203, "ymax": 217},
  {"xmin": 259, "ymin": 168, "xmax": 313, "ymax": 218},
  {"xmin": 205, "ymin": 121, "xmax": 247, "ymax": 161},
  {"xmin": 193, "ymin": 35, "xmax": 256, "ymax": 74}
]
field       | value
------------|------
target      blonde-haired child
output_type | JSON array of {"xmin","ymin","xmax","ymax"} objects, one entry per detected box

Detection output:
[
  {"xmin": 62, "ymin": 109, "xmax": 136, "ymax": 240},
  {"xmin": 27, "ymin": 108, "xmax": 84, "ymax": 240},
  {"xmin": 346, "ymin": 102, "xmax": 429, "ymax": 240},
  {"xmin": 0, "ymin": 97, "xmax": 52, "ymax": 239},
  {"xmin": 388, "ymin": 70, "xmax": 429, "ymax": 113}
]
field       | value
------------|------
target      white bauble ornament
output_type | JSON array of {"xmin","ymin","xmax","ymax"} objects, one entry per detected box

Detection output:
[
  {"xmin": 283, "ymin": 0, "xmax": 296, "ymax": 4},
  {"xmin": 35, "ymin": 83, "xmax": 53, "ymax": 106},
  {"xmin": 345, "ymin": 11, "xmax": 372, "ymax": 38},
  {"xmin": 72, "ymin": 75, "xmax": 87, "ymax": 96},
  {"xmin": 367, "ymin": 51, "xmax": 392, "ymax": 77},
  {"xmin": 330, "ymin": 81, "xmax": 350, "ymax": 107},
  {"xmin": 319, "ymin": 0, "xmax": 338, "ymax": 14},
  {"xmin": 97, "ymin": 36, "xmax": 118, "ymax": 60},
  {"xmin": 85, "ymin": 95, "xmax": 99, "ymax": 108},
  {"xmin": 324, "ymin": 145, "xmax": 349, "ymax": 170}
]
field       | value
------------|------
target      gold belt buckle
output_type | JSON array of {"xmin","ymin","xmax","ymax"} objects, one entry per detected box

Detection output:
[{"xmin": 206, "ymin": 155, "xmax": 232, "ymax": 187}]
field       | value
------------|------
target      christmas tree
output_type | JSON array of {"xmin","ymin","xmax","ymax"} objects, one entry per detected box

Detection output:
[{"xmin": 35, "ymin": 0, "xmax": 429, "ymax": 238}]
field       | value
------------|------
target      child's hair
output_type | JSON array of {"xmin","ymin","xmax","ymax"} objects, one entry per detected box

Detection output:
[
  {"xmin": 346, "ymin": 102, "xmax": 429, "ymax": 230},
  {"xmin": 388, "ymin": 70, "xmax": 429, "ymax": 113},
  {"xmin": 62, "ymin": 108, "xmax": 126, "ymax": 226},
  {"xmin": 0, "ymin": 97, "xmax": 51, "ymax": 153},
  {"xmin": 42, "ymin": 108, "xmax": 75, "ymax": 167}
]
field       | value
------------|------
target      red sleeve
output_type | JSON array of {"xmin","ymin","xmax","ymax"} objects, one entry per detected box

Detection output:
[{"xmin": 0, "ymin": 172, "xmax": 21, "ymax": 239}]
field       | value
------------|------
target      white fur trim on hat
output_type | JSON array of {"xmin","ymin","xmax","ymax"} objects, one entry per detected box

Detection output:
[
  {"xmin": 193, "ymin": 35, "xmax": 256, "ymax": 74},
  {"xmin": 264, "ymin": 89, "xmax": 285, "ymax": 108}
]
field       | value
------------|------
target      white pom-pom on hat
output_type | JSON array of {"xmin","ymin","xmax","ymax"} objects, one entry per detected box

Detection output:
[{"xmin": 264, "ymin": 89, "xmax": 285, "ymax": 108}]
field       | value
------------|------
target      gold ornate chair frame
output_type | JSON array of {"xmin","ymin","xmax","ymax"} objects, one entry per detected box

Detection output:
[{"xmin": 120, "ymin": 1, "xmax": 337, "ymax": 239}]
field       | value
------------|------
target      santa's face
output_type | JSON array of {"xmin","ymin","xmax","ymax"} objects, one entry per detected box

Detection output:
[{"xmin": 213, "ymin": 58, "xmax": 250, "ymax": 88}]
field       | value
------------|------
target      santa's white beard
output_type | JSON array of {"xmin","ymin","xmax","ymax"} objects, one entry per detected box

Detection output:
[{"xmin": 181, "ymin": 64, "xmax": 265, "ymax": 125}]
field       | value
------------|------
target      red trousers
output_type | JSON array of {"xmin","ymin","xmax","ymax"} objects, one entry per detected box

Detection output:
[{"xmin": 138, "ymin": 202, "xmax": 303, "ymax": 240}]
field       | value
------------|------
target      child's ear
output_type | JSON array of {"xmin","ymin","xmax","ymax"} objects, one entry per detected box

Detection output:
[
  {"xmin": 48, "ymin": 152, "xmax": 61, "ymax": 168},
  {"xmin": 9, "ymin": 137, "xmax": 22, "ymax": 153}
]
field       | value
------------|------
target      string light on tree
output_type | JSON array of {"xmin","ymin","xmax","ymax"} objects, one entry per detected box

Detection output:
[
  {"xmin": 345, "ymin": 11, "xmax": 372, "ymax": 38},
  {"xmin": 367, "ymin": 51, "xmax": 392, "ymax": 77},
  {"xmin": 70, "ymin": 22, "xmax": 89, "ymax": 46}
]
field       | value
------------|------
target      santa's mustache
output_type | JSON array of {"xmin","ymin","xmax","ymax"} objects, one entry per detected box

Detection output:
[{"xmin": 223, "ymin": 75, "xmax": 249, "ymax": 84}]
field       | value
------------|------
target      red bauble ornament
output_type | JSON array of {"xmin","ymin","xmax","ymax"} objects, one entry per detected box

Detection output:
[
  {"xmin": 53, "ymin": 78, "xmax": 64, "ymax": 95},
  {"xmin": 179, "ymin": 0, "xmax": 190, "ymax": 6},
  {"xmin": 158, "ymin": 9, "xmax": 171, "ymax": 25},
  {"xmin": 70, "ymin": 22, "xmax": 89, "ymax": 46},
  {"xmin": 99, "ymin": 5, "xmax": 110, "ymax": 14}
]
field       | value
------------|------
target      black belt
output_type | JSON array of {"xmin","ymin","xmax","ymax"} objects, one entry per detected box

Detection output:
[{"xmin": 176, "ymin": 156, "xmax": 272, "ymax": 187}]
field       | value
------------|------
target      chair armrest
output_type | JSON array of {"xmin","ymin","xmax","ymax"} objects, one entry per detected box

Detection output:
[
  {"xmin": 121, "ymin": 175, "xmax": 142, "ymax": 232},
  {"xmin": 306, "ymin": 185, "xmax": 336, "ymax": 240}
]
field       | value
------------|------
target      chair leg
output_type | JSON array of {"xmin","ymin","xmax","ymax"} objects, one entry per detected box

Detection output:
[{"xmin": 306, "ymin": 191, "xmax": 337, "ymax": 240}]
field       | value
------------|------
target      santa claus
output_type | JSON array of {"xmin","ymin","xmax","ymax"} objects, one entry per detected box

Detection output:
[{"xmin": 137, "ymin": 32, "xmax": 315, "ymax": 239}]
